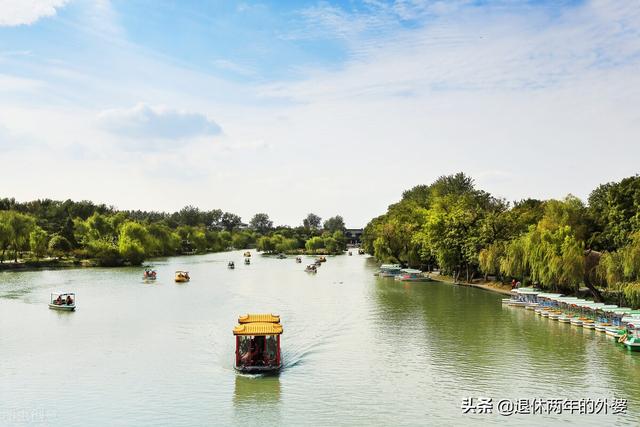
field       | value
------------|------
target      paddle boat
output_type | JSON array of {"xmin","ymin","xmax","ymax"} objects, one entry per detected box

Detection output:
[
  {"xmin": 233, "ymin": 314, "xmax": 283, "ymax": 374},
  {"xmin": 305, "ymin": 265, "xmax": 317, "ymax": 273},
  {"xmin": 49, "ymin": 293, "xmax": 76, "ymax": 311},
  {"xmin": 376, "ymin": 264, "xmax": 402, "ymax": 278},
  {"xmin": 228, "ymin": 261, "xmax": 235, "ymax": 269},
  {"xmin": 244, "ymin": 258, "xmax": 250, "ymax": 265},
  {"xmin": 395, "ymin": 268, "xmax": 432, "ymax": 282},
  {"xmin": 175, "ymin": 271, "xmax": 190, "ymax": 282},
  {"xmin": 594, "ymin": 305, "xmax": 620, "ymax": 331},
  {"xmin": 295, "ymin": 256, "xmax": 302, "ymax": 263},
  {"xmin": 620, "ymin": 323, "xmax": 640, "ymax": 351},
  {"xmin": 143, "ymin": 268, "xmax": 157, "ymax": 280},
  {"xmin": 244, "ymin": 251, "xmax": 251, "ymax": 258}
]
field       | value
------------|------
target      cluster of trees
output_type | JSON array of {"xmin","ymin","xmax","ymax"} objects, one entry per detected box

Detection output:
[
  {"xmin": 255, "ymin": 214, "xmax": 348, "ymax": 254},
  {"xmin": 0, "ymin": 198, "xmax": 350, "ymax": 266},
  {"xmin": 362, "ymin": 173, "xmax": 640, "ymax": 304}
]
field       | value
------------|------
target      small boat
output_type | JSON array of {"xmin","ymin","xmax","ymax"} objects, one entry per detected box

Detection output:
[
  {"xmin": 295, "ymin": 256, "xmax": 302, "ymax": 263},
  {"xmin": 228, "ymin": 261, "xmax": 235, "ymax": 269},
  {"xmin": 244, "ymin": 258, "xmax": 250, "ymax": 265},
  {"xmin": 348, "ymin": 251, "xmax": 353, "ymax": 256},
  {"xmin": 143, "ymin": 268, "xmax": 157, "ymax": 280},
  {"xmin": 314, "ymin": 259, "xmax": 322, "ymax": 267},
  {"xmin": 358, "ymin": 249, "xmax": 365, "ymax": 255},
  {"xmin": 570, "ymin": 317, "xmax": 584, "ymax": 326},
  {"xmin": 305, "ymin": 265, "xmax": 317, "ymax": 273},
  {"xmin": 276, "ymin": 253, "xmax": 287, "ymax": 259},
  {"xmin": 377, "ymin": 264, "xmax": 402, "ymax": 277},
  {"xmin": 233, "ymin": 314, "xmax": 283, "ymax": 374},
  {"xmin": 175, "ymin": 271, "xmax": 190, "ymax": 282},
  {"xmin": 605, "ymin": 326, "xmax": 625, "ymax": 339},
  {"xmin": 49, "ymin": 293, "xmax": 76, "ymax": 311},
  {"xmin": 621, "ymin": 323, "xmax": 640, "ymax": 351},
  {"xmin": 244, "ymin": 251, "xmax": 251, "ymax": 258},
  {"xmin": 317, "ymin": 256, "xmax": 327, "ymax": 263},
  {"xmin": 395, "ymin": 269, "xmax": 432, "ymax": 282}
]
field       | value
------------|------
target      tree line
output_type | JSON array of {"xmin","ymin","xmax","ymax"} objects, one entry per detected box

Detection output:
[
  {"xmin": 361, "ymin": 173, "xmax": 640, "ymax": 305},
  {"xmin": 0, "ymin": 197, "xmax": 349, "ymax": 267}
]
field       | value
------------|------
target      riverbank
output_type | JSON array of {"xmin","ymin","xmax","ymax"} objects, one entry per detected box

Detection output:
[{"xmin": 429, "ymin": 273, "xmax": 512, "ymax": 296}]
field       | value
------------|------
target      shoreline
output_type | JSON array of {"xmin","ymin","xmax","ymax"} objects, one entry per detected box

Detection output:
[{"xmin": 429, "ymin": 274, "xmax": 512, "ymax": 296}]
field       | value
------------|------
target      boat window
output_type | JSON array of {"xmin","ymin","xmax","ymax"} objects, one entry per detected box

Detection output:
[{"xmin": 237, "ymin": 335, "xmax": 278, "ymax": 367}]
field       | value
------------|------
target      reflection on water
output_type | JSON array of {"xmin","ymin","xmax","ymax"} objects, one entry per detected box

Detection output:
[
  {"xmin": 1, "ymin": 251, "xmax": 639, "ymax": 426},
  {"xmin": 234, "ymin": 375, "xmax": 281, "ymax": 406}
]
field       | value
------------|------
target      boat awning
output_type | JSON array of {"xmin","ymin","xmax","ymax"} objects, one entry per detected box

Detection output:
[
  {"xmin": 238, "ymin": 313, "xmax": 280, "ymax": 324},
  {"xmin": 400, "ymin": 269, "xmax": 422, "ymax": 274},
  {"xmin": 233, "ymin": 322, "xmax": 283, "ymax": 336},
  {"xmin": 380, "ymin": 264, "xmax": 401, "ymax": 270}
]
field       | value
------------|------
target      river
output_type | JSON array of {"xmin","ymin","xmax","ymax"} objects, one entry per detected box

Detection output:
[{"xmin": 1, "ymin": 251, "xmax": 639, "ymax": 426}]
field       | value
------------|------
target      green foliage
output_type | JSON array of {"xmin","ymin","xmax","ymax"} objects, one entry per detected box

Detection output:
[
  {"xmin": 623, "ymin": 283, "xmax": 640, "ymax": 308},
  {"xmin": 29, "ymin": 227, "xmax": 49, "ymax": 259},
  {"xmin": 303, "ymin": 213, "xmax": 322, "ymax": 230},
  {"xmin": 323, "ymin": 216, "xmax": 346, "ymax": 234},
  {"xmin": 305, "ymin": 236, "xmax": 324, "ymax": 252},
  {"xmin": 48, "ymin": 235, "xmax": 71, "ymax": 258},
  {"xmin": 588, "ymin": 175, "xmax": 640, "ymax": 251},
  {"xmin": 249, "ymin": 213, "xmax": 273, "ymax": 234}
]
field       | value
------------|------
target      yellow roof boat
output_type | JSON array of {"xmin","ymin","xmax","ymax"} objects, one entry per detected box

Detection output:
[
  {"xmin": 238, "ymin": 313, "xmax": 280, "ymax": 324},
  {"xmin": 233, "ymin": 322, "xmax": 283, "ymax": 336}
]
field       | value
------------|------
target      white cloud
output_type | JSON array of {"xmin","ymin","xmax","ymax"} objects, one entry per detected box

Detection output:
[
  {"xmin": 97, "ymin": 103, "xmax": 222, "ymax": 147},
  {"xmin": 0, "ymin": 0, "xmax": 69, "ymax": 26}
]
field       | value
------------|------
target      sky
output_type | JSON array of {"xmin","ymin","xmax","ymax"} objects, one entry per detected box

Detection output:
[{"xmin": 0, "ymin": 0, "xmax": 639, "ymax": 228}]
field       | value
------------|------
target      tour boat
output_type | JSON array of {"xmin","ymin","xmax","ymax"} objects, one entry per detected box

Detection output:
[
  {"xmin": 175, "ymin": 271, "xmax": 190, "ymax": 282},
  {"xmin": 395, "ymin": 269, "xmax": 432, "ymax": 282},
  {"xmin": 305, "ymin": 265, "xmax": 317, "ymax": 273},
  {"xmin": 244, "ymin": 251, "xmax": 251, "ymax": 258},
  {"xmin": 143, "ymin": 269, "xmax": 157, "ymax": 280},
  {"xmin": 49, "ymin": 293, "xmax": 76, "ymax": 311},
  {"xmin": 377, "ymin": 264, "xmax": 402, "ymax": 277},
  {"xmin": 244, "ymin": 258, "xmax": 250, "ymax": 265},
  {"xmin": 233, "ymin": 314, "xmax": 283, "ymax": 374},
  {"xmin": 228, "ymin": 261, "xmax": 235, "ymax": 269}
]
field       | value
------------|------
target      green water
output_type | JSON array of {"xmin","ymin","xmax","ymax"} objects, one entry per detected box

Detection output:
[{"xmin": 1, "ymin": 251, "xmax": 639, "ymax": 426}]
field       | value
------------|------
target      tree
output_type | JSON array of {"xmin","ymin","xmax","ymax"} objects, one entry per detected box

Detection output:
[
  {"xmin": 29, "ymin": 227, "xmax": 49, "ymax": 259},
  {"xmin": 220, "ymin": 212, "xmax": 242, "ymax": 231},
  {"xmin": 48, "ymin": 235, "xmax": 71, "ymax": 259},
  {"xmin": 5, "ymin": 211, "xmax": 36, "ymax": 262},
  {"xmin": 305, "ymin": 236, "xmax": 324, "ymax": 253},
  {"xmin": 323, "ymin": 215, "xmax": 346, "ymax": 234},
  {"xmin": 303, "ymin": 213, "xmax": 322, "ymax": 230},
  {"xmin": 249, "ymin": 213, "xmax": 273, "ymax": 234}
]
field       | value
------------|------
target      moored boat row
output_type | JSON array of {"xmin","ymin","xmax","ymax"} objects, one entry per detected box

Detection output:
[{"xmin": 505, "ymin": 288, "xmax": 640, "ymax": 351}]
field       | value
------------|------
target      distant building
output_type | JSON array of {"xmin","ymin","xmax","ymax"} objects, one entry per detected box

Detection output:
[{"xmin": 345, "ymin": 228, "xmax": 363, "ymax": 245}]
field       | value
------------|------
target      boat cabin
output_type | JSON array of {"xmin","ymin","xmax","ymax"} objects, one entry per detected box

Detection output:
[
  {"xmin": 378, "ymin": 264, "xmax": 402, "ymax": 277},
  {"xmin": 49, "ymin": 293, "xmax": 76, "ymax": 311},
  {"xmin": 233, "ymin": 314, "xmax": 283, "ymax": 374},
  {"xmin": 395, "ymin": 268, "xmax": 429, "ymax": 281}
]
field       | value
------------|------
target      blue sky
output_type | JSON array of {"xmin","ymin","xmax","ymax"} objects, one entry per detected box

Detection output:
[{"xmin": 1, "ymin": 0, "xmax": 639, "ymax": 227}]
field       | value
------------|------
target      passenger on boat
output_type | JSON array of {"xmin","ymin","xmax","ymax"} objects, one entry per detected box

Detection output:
[
  {"xmin": 54, "ymin": 295, "xmax": 63, "ymax": 305},
  {"xmin": 65, "ymin": 295, "xmax": 74, "ymax": 305}
]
